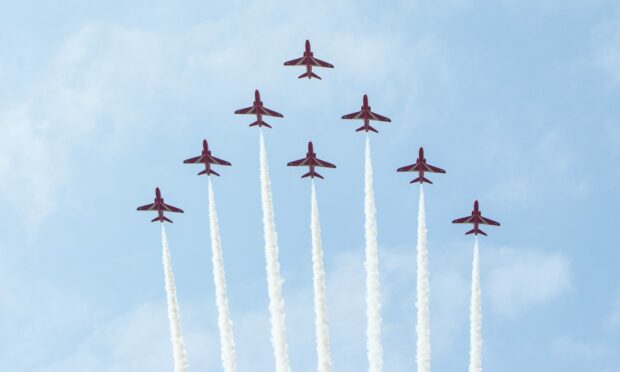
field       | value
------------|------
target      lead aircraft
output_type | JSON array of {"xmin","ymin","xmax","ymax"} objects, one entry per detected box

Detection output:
[{"xmin": 284, "ymin": 40, "xmax": 334, "ymax": 79}]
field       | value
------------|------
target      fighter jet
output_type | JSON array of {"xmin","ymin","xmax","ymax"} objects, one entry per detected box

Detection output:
[
  {"xmin": 452, "ymin": 200, "xmax": 500, "ymax": 236},
  {"xmin": 284, "ymin": 40, "xmax": 334, "ymax": 80},
  {"xmin": 234, "ymin": 90, "xmax": 283, "ymax": 129},
  {"xmin": 287, "ymin": 141, "xmax": 336, "ymax": 179},
  {"xmin": 397, "ymin": 147, "xmax": 446, "ymax": 184},
  {"xmin": 183, "ymin": 139, "xmax": 231, "ymax": 176},
  {"xmin": 341, "ymin": 94, "xmax": 391, "ymax": 133},
  {"xmin": 137, "ymin": 187, "xmax": 184, "ymax": 223}
]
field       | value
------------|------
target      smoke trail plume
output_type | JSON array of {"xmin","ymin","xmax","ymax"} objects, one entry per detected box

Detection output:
[
  {"xmin": 469, "ymin": 237, "xmax": 482, "ymax": 372},
  {"xmin": 310, "ymin": 181, "xmax": 332, "ymax": 372},
  {"xmin": 208, "ymin": 178, "xmax": 237, "ymax": 372},
  {"xmin": 161, "ymin": 224, "xmax": 189, "ymax": 372},
  {"xmin": 416, "ymin": 186, "xmax": 431, "ymax": 372},
  {"xmin": 259, "ymin": 130, "xmax": 291, "ymax": 372},
  {"xmin": 364, "ymin": 136, "xmax": 383, "ymax": 372}
]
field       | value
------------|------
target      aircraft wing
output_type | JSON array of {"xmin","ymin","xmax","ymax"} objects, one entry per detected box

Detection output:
[
  {"xmin": 452, "ymin": 215, "xmax": 474, "ymax": 224},
  {"xmin": 309, "ymin": 56, "xmax": 334, "ymax": 68},
  {"xmin": 210, "ymin": 155, "xmax": 232, "ymax": 166},
  {"xmin": 425, "ymin": 163, "xmax": 446, "ymax": 173},
  {"xmin": 287, "ymin": 157, "xmax": 309, "ymax": 167},
  {"xmin": 397, "ymin": 163, "xmax": 420, "ymax": 172},
  {"xmin": 137, "ymin": 202, "xmax": 157, "ymax": 211},
  {"xmin": 162, "ymin": 203, "xmax": 184, "ymax": 213},
  {"xmin": 235, "ymin": 106, "xmax": 257, "ymax": 115},
  {"xmin": 315, "ymin": 157, "xmax": 336, "ymax": 168},
  {"xmin": 480, "ymin": 216, "xmax": 500, "ymax": 226},
  {"xmin": 342, "ymin": 110, "xmax": 363, "ymax": 120},
  {"xmin": 284, "ymin": 56, "xmax": 307, "ymax": 66},
  {"xmin": 260, "ymin": 106, "xmax": 284, "ymax": 117},
  {"xmin": 368, "ymin": 111, "xmax": 391, "ymax": 122},
  {"xmin": 183, "ymin": 155, "xmax": 204, "ymax": 164}
]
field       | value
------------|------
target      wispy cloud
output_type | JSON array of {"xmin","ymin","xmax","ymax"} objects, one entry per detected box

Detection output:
[
  {"xmin": 593, "ymin": 7, "xmax": 620, "ymax": 82},
  {"xmin": 485, "ymin": 246, "xmax": 571, "ymax": 319},
  {"xmin": 551, "ymin": 336, "xmax": 612, "ymax": 360},
  {"xmin": 30, "ymin": 301, "xmax": 219, "ymax": 372},
  {"xmin": 608, "ymin": 285, "xmax": 620, "ymax": 327}
]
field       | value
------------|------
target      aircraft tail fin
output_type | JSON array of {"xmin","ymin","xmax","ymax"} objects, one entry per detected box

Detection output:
[
  {"xmin": 249, "ymin": 120, "xmax": 272, "ymax": 128},
  {"xmin": 410, "ymin": 177, "xmax": 433, "ymax": 184},
  {"xmin": 298, "ymin": 71, "xmax": 321, "ymax": 79}
]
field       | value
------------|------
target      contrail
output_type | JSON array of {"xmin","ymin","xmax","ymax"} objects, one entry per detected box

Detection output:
[
  {"xmin": 161, "ymin": 224, "xmax": 189, "ymax": 372},
  {"xmin": 469, "ymin": 237, "xmax": 482, "ymax": 372},
  {"xmin": 259, "ymin": 130, "xmax": 291, "ymax": 372},
  {"xmin": 310, "ymin": 181, "xmax": 332, "ymax": 372},
  {"xmin": 207, "ymin": 178, "xmax": 237, "ymax": 372},
  {"xmin": 364, "ymin": 136, "xmax": 383, "ymax": 372},
  {"xmin": 416, "ymin": 186, "xmax": 431, "ymax": 372}
]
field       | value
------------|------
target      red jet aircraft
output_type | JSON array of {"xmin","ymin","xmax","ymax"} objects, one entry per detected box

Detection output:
[
  {"xmin": 287, "ymin": 141, "xmax": 336, "ymax": 179},
  {"xmin": 183, "ymin": 139, "xmax": 231, "ymax": 176},
  {"xmin": 284, "ymin": 40, "xmax": 334, "ymax": 80},
  {"xmin": 137, "ymin": 187, "xmax": 184, "ymax": 223},
  {"xmin": 341, "ymin": 94, "xmax": 391, "ymax": 133},
  {"xmin": 397, "ymin": 147, "xmax": 446, "ymax": 184},
  {"xmin": 452, "ymin": 200, "xmax": 500, "ymax": 236},
  {"xmin": 234, "ymin": 90, "xmax": 283, "ymax": 129}
]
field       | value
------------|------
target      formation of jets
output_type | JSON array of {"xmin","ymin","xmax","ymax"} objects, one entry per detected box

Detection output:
[{"xmin": 137, "ymin": 39, "xmax": 501, "ymax": 236}]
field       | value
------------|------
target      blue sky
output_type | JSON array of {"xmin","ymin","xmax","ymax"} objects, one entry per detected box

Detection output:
[{"xmin": 0, "ymin": 0, "xmax": 619, "ymax": 371}]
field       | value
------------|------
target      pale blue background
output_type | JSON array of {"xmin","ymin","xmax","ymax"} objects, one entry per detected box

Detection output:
[{"xmin": 0, "ymin": 0, "xmax": 618, "ymax": 371}]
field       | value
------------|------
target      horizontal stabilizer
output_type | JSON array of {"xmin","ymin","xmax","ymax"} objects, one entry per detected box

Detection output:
[
  {"xmin": 249, "ymin": 120, "xmax": 272, "ymax": 128},
  {"xmin": 302, "ymin": 171, "xmax": 324, "ymax": 179},
  {"xmin": 151, "ymin": 215, "xmax": 173, "ymax": 223},
  {"xmin": 356, "ymin": 125, "xmax": 379, "ymax": 133},
  {"xmin": 198, "ymin": 168, "xmax": 220, "ymax": 176},
  {"xmin": 465, "ymin": 228, "xmax": 486, "ymax": 236},
  {"xmin": 298, "ymin": 71, "xmax": 321, "ymax": 79},
  {"xmin": 410, "ymin": 177, "xmax": 433, "ymax": 184}
]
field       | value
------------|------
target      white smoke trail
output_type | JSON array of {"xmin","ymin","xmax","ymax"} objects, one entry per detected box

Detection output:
[
  {"xmin": 364, "ymin": 136, "xmax": 383, "ymax": 372},
  {"xmin": 310, "ymin": 181, "xmax": 332, "ymax": 372},
  {"xmin": 469, "ymin": 237, "xmax": 482, "ymax": 372},
  {"xmin": 259, "ymin": 130, "xmax": 291, "ymax": 372},
  {"xmin": 416, "ymin": 186, "xmax": 431, "ymax": 372},
  {"xmin": 161, "ymin": 224, "xmax": 189, "ymax": 372},
  {"xmin": 208, "ymin": 178, "xmax": 237, "ymax": 372}
]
